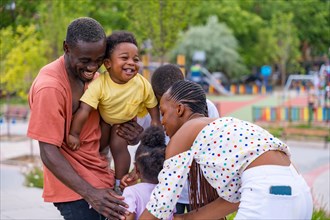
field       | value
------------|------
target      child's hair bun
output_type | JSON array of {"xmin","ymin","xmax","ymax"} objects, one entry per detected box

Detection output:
[{"xmin": 140, "ymin": 126, "xmax": 165, "ymax": 149}]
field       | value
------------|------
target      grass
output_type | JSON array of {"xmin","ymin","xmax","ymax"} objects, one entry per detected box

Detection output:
[{"xmin": 226, "ymin": 210, "xmax": 330, "ymax": 220}]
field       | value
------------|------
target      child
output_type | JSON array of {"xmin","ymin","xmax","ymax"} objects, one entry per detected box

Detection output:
[
  {"xmin": 122, "ymin": 126, "xmax": 173, "ymax": 220},
  {"xmin": 68, "ymin": 31, "xmax": 161, "ymax": 194}
]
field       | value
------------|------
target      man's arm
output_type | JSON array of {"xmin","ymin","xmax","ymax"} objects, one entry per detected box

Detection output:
[
  {"xmin": 116, "ymin": 118, "xmax": 144, "ymax": 145},
  {"xmin": 39, "ymin": 141, "xmax": 129, "ymax": 219}
]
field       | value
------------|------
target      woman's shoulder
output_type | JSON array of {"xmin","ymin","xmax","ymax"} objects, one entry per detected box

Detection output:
[{"xmin": 166, "ymin": 117, "xmax": 216, "ymax": 159}]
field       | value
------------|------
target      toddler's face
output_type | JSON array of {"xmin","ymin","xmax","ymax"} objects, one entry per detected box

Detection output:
[{"xmin": 104, "ymin": 42, "xmax": 140, "ymax": 84}]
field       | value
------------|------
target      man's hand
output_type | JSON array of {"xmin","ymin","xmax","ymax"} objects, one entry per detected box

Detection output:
[
  {"xmin": 85, "ymin": 187, "xmax": 130, "ymax": 220},
  {"xmin": 120, "ymin": 168, "xmax": 139, "ymax": 189},
  {"xmin": 116, "ymin": 119, "xmax": 143, "ymax": 145}
]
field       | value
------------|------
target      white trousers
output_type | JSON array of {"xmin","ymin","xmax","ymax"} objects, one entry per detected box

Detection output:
[{"xmin": 235, "ymin": 164, "xmax": 313, "ymax": 220}]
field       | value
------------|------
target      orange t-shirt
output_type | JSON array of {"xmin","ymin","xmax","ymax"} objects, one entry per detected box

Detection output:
[{"xmin": 27, "ymin": 56, "xmax": 114, "ymax": 202}]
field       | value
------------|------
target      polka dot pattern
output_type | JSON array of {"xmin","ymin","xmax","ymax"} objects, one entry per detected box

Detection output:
[{"xmin": 146, "ymin": 117, "xmax": 290, "ymax": 219}]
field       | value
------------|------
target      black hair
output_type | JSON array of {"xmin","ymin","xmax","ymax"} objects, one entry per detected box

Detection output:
[
  {"xmin": 167, "ymin": 80, "xmax": 208, "ymax": 117},
  {"xmin": 65, "ymin": 17, "xmax": 106, "ymax": 46},
  {"xmin": 105, "ymin": 31, "xmax": 138, "ymax": 58},
  {"xmin": 167, "ymin": 80, "xmax": 219, "ymax": 209},
  {"xmin": 151, "ymin": 64, "xmax": 184, "ymax": 98},
  {"xmin": 135, "ymin": 126, "xmax": 166, "ymax": 184}
]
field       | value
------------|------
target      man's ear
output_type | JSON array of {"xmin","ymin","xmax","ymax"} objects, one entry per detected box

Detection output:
[
  {"xmin": 63, "ymin": 41, "xmax": 68, "ymax": 53},
  {"xmin": 177, "ymin": 103, "xmax": 185, "ymax": 117}
]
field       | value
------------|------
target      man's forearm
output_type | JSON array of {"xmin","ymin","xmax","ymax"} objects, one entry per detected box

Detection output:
[{"xmin": 39, "ymin": 141, "xmax": 95, "ymax": 198}]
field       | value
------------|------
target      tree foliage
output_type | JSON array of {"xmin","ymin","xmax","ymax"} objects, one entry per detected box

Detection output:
[
  {"xmin": 171, "ymin": 16, "xmax": 246, "ymax": 79},
  {"xmin": 1, "ymin": 0, "xmax": 329, "ymax": 99},
  {"xmin": 1, "ymin": 25, "xmax": 48, "ymax": 99},
  {"xmin": 124, "ymin": 0, "xmax": 195, "ymax": 62}
]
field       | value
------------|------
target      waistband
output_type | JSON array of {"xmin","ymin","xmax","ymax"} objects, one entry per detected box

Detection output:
[{"xmin": 242, "ymin": 164, "xmax": 299, "ymax": 182}]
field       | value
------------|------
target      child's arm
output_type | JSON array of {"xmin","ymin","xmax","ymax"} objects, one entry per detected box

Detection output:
[
  {"xmin": 125, "ymin": 212, "xmax": 136, "ymax": 220},
  {"xmin": 147, "ymin": 106, "xmax": 161, "ymax": 126},
  {"xmin": 69, "ymin": 102, "xmax": 93, "ymax": 150}
]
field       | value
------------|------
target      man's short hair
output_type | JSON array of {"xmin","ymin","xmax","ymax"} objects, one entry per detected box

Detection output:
[
  {"xmin": 151, "ymin": 64, "xmax": 184, "ymax": 97},
  {"xmin": 105, "ymin": 31, "xmax": 138, "ymax": 58},
  {"xmin": 66, "ymin": 17, "xmax": 106, "ymax": 46}
]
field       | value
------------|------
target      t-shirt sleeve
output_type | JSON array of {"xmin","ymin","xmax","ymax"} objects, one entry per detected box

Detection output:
[
  {"xmin": 146, "ymin": 150, "xmax": 193, "ymax": 219},
  {"xmin": 122, "ymin": 187, "xmax": 137, "ymax": 214},
  {"xmin": 206, "ymin": 99, "xmax": 220, "ymax": 118},
  {"xmin": 27, "ymin": 87, "xmax": 66, "ymax": 147},
  {"xmin": 80, "ymin": 77, "xmax": 102, "ymax": 109}
]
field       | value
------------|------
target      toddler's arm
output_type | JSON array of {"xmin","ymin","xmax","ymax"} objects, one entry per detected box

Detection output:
[
  {"xmin": 147, "ymin": 106, "xmax": 161, "ymax": 126},
  {"xmin": 69, "ymin": 102, "xmax": 93, "ymax": 150}
]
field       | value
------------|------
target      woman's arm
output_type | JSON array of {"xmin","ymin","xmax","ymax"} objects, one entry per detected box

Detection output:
[
  {"xmin": 174, "ymin": 198, "xmax": 239, "ymax": 220},
  {"xmin": 139, "ymin": 209, "xmax": 158, "ymax": 220}
]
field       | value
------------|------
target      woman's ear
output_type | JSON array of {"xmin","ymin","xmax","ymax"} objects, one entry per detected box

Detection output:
[{"xmin": 177, "ymin": 103, "xmax": 185, "ymax": 117}]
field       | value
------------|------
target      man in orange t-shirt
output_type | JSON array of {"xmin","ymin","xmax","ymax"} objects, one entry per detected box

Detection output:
[{"xmin": 27, "ymin": 17, "xmax": 131, "ymax": 220}]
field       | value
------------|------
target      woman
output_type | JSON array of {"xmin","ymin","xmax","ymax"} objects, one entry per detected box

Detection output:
[{"xmin": 140, "ymin": 80, "xmax": 313, "ymax": 219}]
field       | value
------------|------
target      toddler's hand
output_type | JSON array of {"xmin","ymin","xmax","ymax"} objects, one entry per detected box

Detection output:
[
  {"xmin": 120, "ymin": 169, "xmax": 139, "ymax": 189},
  {"xmin": 68, "ymin": 134, "xmax": 80, "ymax": 150}
]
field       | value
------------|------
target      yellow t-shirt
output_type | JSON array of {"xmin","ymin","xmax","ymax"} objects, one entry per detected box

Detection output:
[{"xmin": 80, "ymin": 73, "xmax": 157, "ymax": 124}]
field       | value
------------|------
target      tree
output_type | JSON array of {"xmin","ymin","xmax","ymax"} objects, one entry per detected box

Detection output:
[
  {"xmin": 1, "ymin": 25, "xmax": 49, "ymax": 99},
  {"xmin": 171, "ymin": 16, "xmax": 246, "ymax": 80},
  {"xmin": 253, "ymin": 12, "xmax": 301, "ymax": 86},
  {"xmin": 124, "ymin": 0, "xmax": 195, "ymax": 62}
]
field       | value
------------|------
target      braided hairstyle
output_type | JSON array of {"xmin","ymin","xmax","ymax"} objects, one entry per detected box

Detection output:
[
  {"xmin": 167, "ymin": 80, "xmax": 208, "ymax": 117},
  {"xmin": 66, "ymin": 17, "xmax": 106, "ymax": 47},
  {"xmin": 167, "ymin": 80, "xmax": 218, "ymax": 210},
  {"xmin": 105, "ymin": 31, "xmax": 138, "ymax": 58},
  {"xmin": 135, "ymin": 126, "xmax": 166, "ymax": 184},
  {"xmin": 151, "ymin": 64, "xmax": 184, "ymax": 98}
]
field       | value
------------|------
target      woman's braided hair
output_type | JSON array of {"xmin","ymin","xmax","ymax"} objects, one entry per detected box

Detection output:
[
  {"xmin": 167, "ymin": 80, "xmax": 218, "ymax": 210},
  {"xmin": 167, "ymin": 80, "xmax": 208, "ymax": 117}
]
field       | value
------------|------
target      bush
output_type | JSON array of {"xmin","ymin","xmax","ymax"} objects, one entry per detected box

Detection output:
[{"xmin": 23, "ymin": 165, "xmax": 43, "ymax": 189}]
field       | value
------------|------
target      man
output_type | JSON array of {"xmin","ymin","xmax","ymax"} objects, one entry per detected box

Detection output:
[{"xmin": 27, "ymin": 17, "xmax": 129, "ymax": 220}]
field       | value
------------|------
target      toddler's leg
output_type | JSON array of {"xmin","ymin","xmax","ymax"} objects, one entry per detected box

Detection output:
[{"xmin": 110, "ymin": 124, "xmax": 131, "ymax": 193}]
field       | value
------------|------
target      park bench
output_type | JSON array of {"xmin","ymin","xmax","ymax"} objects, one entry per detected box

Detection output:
[
  {"xmin": 2, "ymin": 106, "xmax": 29, "ymax": 121},
  {"xmin": 282, "ymin": 127, "xmax": 329, "ymax": 149}
]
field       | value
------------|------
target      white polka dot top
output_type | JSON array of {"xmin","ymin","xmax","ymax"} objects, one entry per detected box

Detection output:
[{"xmin": 146, "ymin": 117, "xmax": 291, "ymax": 219}]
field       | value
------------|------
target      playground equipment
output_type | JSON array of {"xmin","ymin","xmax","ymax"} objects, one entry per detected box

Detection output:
[
  {"xmin": 284, "ymin": 74, "xmax": 314, "ymax": 93},
  {"xmin": 200, "ymin": 67, "xmax": 232, "ymax": 96}
]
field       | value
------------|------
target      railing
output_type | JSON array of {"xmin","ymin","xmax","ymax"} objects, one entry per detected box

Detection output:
[{"xmin": 252, "ymin": 106, "xmax": 330, "ymax": 122}]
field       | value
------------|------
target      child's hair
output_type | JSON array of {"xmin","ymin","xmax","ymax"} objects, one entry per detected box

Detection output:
[
  {"xmin": 105, "ymin": 31, "xmax": 138, "ymax": 58},
  {"xmin": 135, "ymin": 126, "xmax": 166, "ymax": 184},
  {"xmin": 151, "ymin": 64, "xmax": 184, "ymax": 98}
]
